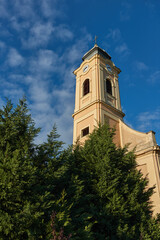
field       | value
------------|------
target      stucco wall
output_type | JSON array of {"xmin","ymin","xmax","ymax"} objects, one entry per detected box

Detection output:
[
  {"xmin": 119, "ymin": 120, "xmax": 160, "ymax": 215},
  {"xmin": 119, "ymin": 120, "xmax": 157, "ymax": 152}
]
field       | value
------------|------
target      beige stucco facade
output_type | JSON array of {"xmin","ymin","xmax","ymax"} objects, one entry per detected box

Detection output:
[{"xmin": 72, "ymin": 44, "xmax": 160, "ymax": 215}]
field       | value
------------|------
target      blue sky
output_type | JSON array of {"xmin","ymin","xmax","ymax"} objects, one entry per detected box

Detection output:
[{"xmin": 0, "ymin": 0, "xmax": 160, "ymax": 146}]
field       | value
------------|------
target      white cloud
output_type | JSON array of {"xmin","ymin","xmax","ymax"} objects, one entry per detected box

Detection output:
[
  {"xmin": 0, "ymin": 40, "xmax": 6, "ymax": 56},
  {"xmin": 11, "ymin": 16, "xmax": 31, "ymax": 32},
  {"xmin": 149, "ymin": 71, "xmax": 160, "ymax": 83},
  {"xmin": 1, "ymin": 79, "xmax": 25, "ymax": 103},
  {"xmin": 0, "ymin": 0, "xmax": 92, "ymax": 146},
  {"xmin": 41, "ymin": 0, "xmax": 62, "ymax": 19},
  {"xmin": 51, "ymin": 87, "xmax": 74, "ymax": 145},
  {"xmin": 134, "ymin": 61, "xmax": 148, "ymax": 71},
  {"xmin": 105, "ymin": 28, "xmax": 130, "ymax": 58},
  {"xmin": 25, "ymin": 63, "xmax": 75, "ymax": 145},
  {"xmin": 65, "ymin": 33, "xmax": 92, "ymax": 64},
  {"xmin": 55, "ymin": 25, "xmax": 74, "ymax": 41},
  {"xmin": 0, "ymin": 0, "xmax": 10, "ymax": 18},
  {"xmin": 28, "ymin": 78, "xmax": 74, "ymax": 146},
  {"xmin": 137, "ymin": 108, "xmax": 160, "ymax": 132},
  {"xmin": 22, "ymin": 22, "xmax": 54, "ymax": 48},
  {"xmin": 0, "ymin": 41, "xmax": 5, "ymax": 49},
  {"xmin": 29, "ymin": 49, "xmax": 60, "ymax": 74},
  {"xmin": 7, "ymin": 48, "xmax": 24, "ymax": 67},
  {"xmin": 52, "ymin": 88, "xmax": 71, "ymax": 100},
  {"xmin": 37, "ymin": 50, "xmax": 58, "ymax": 71},
  {"xmin": 29, "ymin": 82, "xmax": 50, "ymax": 104},
  {"xmin": 115, "ymin": 43, "xmax": 129, "ymax": 56},
  {"xmin": 138, "ymin": 111, "xmax": 160, "ymax": 122},
  {"xmin": 120, "ymin": 1, "xmax": 132, "ymax": 21},
  {"xmin": 24, "ymin": 32, "xmax": 92, "ymax": 145},
  {"xmin": 4, "ymin": 88, "xmax": 24, "ymax": 100},
  {"xmin": 28, "ymin": 33, "xmax": 92, "ymax": 145},
  {"xmin": 106, "ymin": 29, "xmax": 122, "ymax": 42},
  {"xmin": 8, "ymin": 74, "xmax": 25, "ymax": 83},
  {"xmin": 13, "ymin": 0, "xmax": 35, "ymax": 19}
]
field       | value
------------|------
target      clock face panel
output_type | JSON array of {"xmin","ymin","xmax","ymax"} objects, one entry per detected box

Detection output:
[
  {"xmin": 106, "ymin": 64, "xmax": 112, "ymax": 72},
  {"xmin": 83, "ymin": 64, "xmax": 89, "ymax": 73}
]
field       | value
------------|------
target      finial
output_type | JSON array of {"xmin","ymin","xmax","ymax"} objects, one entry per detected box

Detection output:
[{"xmin": 94, "ymin": 35, "xmax": 98, "ymax": 46}]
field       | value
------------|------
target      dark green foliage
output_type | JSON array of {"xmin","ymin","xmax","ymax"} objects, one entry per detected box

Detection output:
[
  {"xmin": 50, "ymin": 212, "xmax": 72, "ymax": 240},
  {"xmin": 0, "ymin": 99, "xmax": 160, "ymax": 239},
  {"xmin": 54, "ymin": 124, "xmax": 160, "ymax": 239},
  {"xmin": 0, "ymin": 99, "xmax": 64, "ymax": 239},
  {"xmin": 0, "ymin": 99, "xmax": 40, "ymax": 239},
  {"xmin": 31, "ymin": 125, "xmax": 65, "ymax": 239}
]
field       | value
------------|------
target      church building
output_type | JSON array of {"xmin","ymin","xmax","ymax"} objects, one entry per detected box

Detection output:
[{"xmin": 72, "ymin": 43, "xmax": 160, "ymax": 215}]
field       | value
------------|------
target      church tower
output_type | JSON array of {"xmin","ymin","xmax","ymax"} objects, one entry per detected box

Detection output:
[
  {"xmin": 72, "ymin": 43, "xmax": 160, "ymax": 215},
  {"xmin": 72, "ymin": 43, "xmax": 124, "ymax": 144}
]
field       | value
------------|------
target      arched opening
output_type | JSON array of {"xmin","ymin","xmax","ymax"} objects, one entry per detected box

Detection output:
[
  {"xmin": 106, "ymin": 79, "xmax": 112, "ymax": 95},
  {"xmin": 83, "ymin": 79, "xmax": 90, "ymax": 96}
]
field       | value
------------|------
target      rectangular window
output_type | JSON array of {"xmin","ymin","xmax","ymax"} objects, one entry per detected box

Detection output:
[
  {"xmin": 82, "ymin": 126, "xmax": 89, "ymax": 137},
  {"xmin": 83, "ymin": 79, "xmax": 89, "ymax": 96}
]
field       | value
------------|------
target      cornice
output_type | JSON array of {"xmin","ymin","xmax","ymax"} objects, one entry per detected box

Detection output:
[
  {"xmin": 72, "ymin": 99, "xmax": 125, "ymax": 118},
  {"xmin": 135, "ymin": 145, "xmax": 160, "ymax": 157}
]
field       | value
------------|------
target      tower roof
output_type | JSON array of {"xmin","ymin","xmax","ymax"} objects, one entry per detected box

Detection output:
[{"xmin": 82, "ymin": 44, "xmax": 111, "ymax": 61}]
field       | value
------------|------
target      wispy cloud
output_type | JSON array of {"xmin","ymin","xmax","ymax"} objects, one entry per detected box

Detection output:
[
  {"xmin": 0, "ymin": 0, "xmax": 10, "ymax": 18},
  {"xmin": 55, "ymin": 25, "xmax": 74, "ymax": 41},
  {"xmin": 148, "ymin": 71, "xmax": 160, "ymax": 83},
  {"xmin": 41, "ymin": 0, "xmax": 63, "ymax": 19},
  {"xmin": 13, "ymin": 0, "xmax": 35, "ymax": 19},
  {"xmin": 115, "ymin": 43, "xmax": 130, "ymax": 56},
  {"xmin": 134, "ymin": 61, "xmax": 148, "ymax": 71},
  {"xmin": 64, "ymin": 33, "xmax": 92, "ymax": 65},
  {"xmin": 29, "ymin": 34, "xmax": 91, "ymax": 144},
  {"xmin": 25, "ymin": 72, "xmax": 75, "ymax": 145},
  {"xmin": 0, "ymin": 0, "xmax": 92, "ymax": 146},
  {"xmin": 7, "ymin": 48, "xmax": 25, "ymax": 67},
  {"xmin": 0, "ymin": 78, "xmax": 25, "ymax": 103},
  {"xmin": 0, "ymin": 40, "xmax": 5, "ymax": 49},
  {"xmin": 137, "ymin": 108, "xmax": 160, "ymax": 132},
  {"xmin": 4, "ymin": 88, "xmax": 25, "ymax": 101},
  {"xmin": 11, "ymin": 16, "xmax": 31, "ymax": 32},
  {"xmin": 22, "ymin": 22, "xmax": 54, "ymax": 48},
  {"xmin": 29, "ymin": 49, "xmax": 60, "ymax": 74},
  {"xmin": 106, "ymin": 28, "xmax": 122, "ymax": 42},
  {"xmin": 105, "ymin": 28, "xmax": 130, "ymax": 57},
  {"xmin": 120, "ymin": 1, "xmax": 132, "ymax": 21}
]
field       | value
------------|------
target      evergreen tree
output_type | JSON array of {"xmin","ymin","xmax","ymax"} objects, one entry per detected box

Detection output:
[
  {"xmin": 0, "ymin": 99, "xmax": 40, "ymax": 239},
  {"xmin": 0, "ymin": 100, "xmax": 64, "ymax": 239},
  {"xmin": 32, "ymin": 125, "xmax": 65, "ymax": 239},
  {"xmin": 54, "ymin": 124, "xmax": 160, "ymax": 239},
  {"xmin": 1, "ymin": 99, "xmax": 160, "ymax": 239}
]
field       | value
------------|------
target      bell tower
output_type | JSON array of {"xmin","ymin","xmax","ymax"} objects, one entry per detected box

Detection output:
[
  {"xmin": 72, "ymin": 44, "xmax": 125, "ymax": 144},
  {"xmin": 72, "ymin": 43, "xmax": 160, "ymax": 215}
]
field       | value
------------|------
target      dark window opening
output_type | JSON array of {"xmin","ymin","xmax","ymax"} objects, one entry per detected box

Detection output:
[
  {"xmin": 106, "ymin": 79, "xmax": 112, "ymax": 95},
  {"xmin": 83, "ymin": 79, "xmax": 89, "ymax": 96},
  {"xmin": 82, "ymin": 127, "xmax": 89, "ymax": 137}
]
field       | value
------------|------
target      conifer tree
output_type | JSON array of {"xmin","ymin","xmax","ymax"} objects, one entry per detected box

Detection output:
[
  {"xmin": 0, "ymin": 99, "xmax": 40, "ymax": 239},
  {"xmin": 0, "ymin": 100, "xmax": 64, "ymax": 239},
  {"xmin": 32, "ymin": 125, "xmax": 65, "ymax": 238},
  {"xmin": 1, "ymin": 99, "xmax": 160, "ymax": 239},
  {"xmin": 54, "ymin": 124, "xmax": 160, "ymax": 239}
]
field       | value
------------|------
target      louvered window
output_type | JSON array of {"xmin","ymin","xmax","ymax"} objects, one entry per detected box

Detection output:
[
  {"xmin": 83, "ymin": 79, "xmax": 89, "ymax": 96},
  {"xmin": 106, "ymin": 79, "xmax": 112, "ymax": 95}
]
